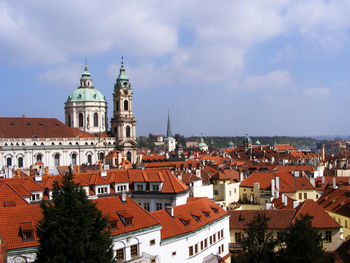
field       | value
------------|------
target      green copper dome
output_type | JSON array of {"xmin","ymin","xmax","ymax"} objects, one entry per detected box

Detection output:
[
  {"xmin": 198, "ymin": 138, "xmax": 208, "ymax": 147},
  {"xmin": 66, "ymin": 88, "xmax": 106, "ymax": 103}
]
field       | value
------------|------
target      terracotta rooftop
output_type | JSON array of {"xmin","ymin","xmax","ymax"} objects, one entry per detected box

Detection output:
[
  {"xmin": 151, "ymin": 197, "xmax": 228, "ymax": 240},
  {"xmin": 0, "ymin": 117, "xmax": 109, "ymax": 139},
  {"xmin": 229, "ymin": 209, "xmax": 295, "ymax": 229},
  {"xmin": 317, "ymin": 188, "xmax": 350, "ymax": 218}
]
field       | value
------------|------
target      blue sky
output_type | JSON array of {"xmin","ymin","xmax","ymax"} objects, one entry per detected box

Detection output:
[{"xmin": 1, "ymin": 0, "xmax": 350, "ymax": 137}]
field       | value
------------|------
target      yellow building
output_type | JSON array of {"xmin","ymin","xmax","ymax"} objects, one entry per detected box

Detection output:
[{"xmin": 317, "ymin": 187, "xmax": 350, "ymax": 241}]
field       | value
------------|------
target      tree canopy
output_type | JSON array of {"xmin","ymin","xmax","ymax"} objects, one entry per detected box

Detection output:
[
  {"xmin": 35, "ymin": 171, "xmax": 114, "ymax": 263},
  {"xmin": 234, "ymin": 213, "xmax": 334, "ymax": 263}
]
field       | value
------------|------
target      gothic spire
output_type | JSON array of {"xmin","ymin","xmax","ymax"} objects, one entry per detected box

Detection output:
[{"xmin": 166, "ymin": 110, "xmax": 173, "ymax": 138}]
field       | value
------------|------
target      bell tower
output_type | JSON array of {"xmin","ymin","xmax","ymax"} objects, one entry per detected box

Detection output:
[{"xmin": 110, "ymin": 59, "xmax": 137, "ymax": 164}]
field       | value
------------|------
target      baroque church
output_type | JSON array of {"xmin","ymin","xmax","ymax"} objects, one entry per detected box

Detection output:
[{"xmin": 0, "ymin": 60, "xmax": 137, "ymax": 174}]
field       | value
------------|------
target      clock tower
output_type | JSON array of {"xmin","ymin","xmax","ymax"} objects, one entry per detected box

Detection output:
[{"xmin": 110, "ymin": 59, "xmax": 137, "ymax": 164}]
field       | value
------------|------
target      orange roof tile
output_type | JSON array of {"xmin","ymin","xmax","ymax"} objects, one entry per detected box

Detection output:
[{"xmin": 151, "ymin": 197, "xmax": 228, "ymax": 240}]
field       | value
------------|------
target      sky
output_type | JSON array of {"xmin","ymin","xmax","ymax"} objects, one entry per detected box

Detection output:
[{"xmin": 1, "ymin": 0, "xmax": 350, "ymax": 137}]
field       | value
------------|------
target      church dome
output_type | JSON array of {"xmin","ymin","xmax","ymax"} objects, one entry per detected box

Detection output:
[
  {"xmin": 243, "ymin": 133, "xmax": 252, "ymax": 145},
  {"xmin": 66, "ymin": 88, "xmax": 106, "ymax": 103},
  {"xmin": 198, "ymin": 138, "xmax": 208, "ymax": 147}
]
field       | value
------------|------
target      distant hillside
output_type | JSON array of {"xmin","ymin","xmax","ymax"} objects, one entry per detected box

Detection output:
[{"xmin": 137, "ymin": 135, "xmax": 319, "ymax": 151}]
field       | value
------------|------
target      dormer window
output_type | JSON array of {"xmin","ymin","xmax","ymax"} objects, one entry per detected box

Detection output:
[
  {"xmin": 20, "ymin": 222, "xmax": 34, "ymax": 241},
  {"xmin": 30, "ymin": 193, "xmax": 41, "ymax": 201},
  {"xmin": 191, "ymin": 214, "xmax": 201, "ymax": 222},
  {"xmin": 118, "ymin": 212, "xmax": 133, "ymax": 226},
  {"xmin": 107, "ymin": 215, "xmax": 118, "ymax": 230},
  {"xmin": 202, "ymin": 209, "xmax": 211, "ymax": 217},
  {"xmin": 178, "ymin": 216, "xmax": 191, "ymax": 226},
  {"xmin": 97, "ymin": 187, "xmax": 108, "ymax": 194},
  {"xmin": 210, "ymin": 205, "xmax": 219, "ymax": 214}
]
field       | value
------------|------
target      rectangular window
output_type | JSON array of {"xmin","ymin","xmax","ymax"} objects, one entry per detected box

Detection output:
[
  {"xmin": 213, "ymin": 234, "xmax": 216, "ymax": 243},
  {"xmin": 304, "ymin": 193, "xmax": 307, "ymax": 199},
  {"xmin": 23, "ymin": 231, "xmax": 34, "ymax": 240},
  {"xmin": 204, "ymin": 239, "xmax": 208, "ymax": 248},
  {"xmin": 137, "ymin": 184, "xmax": 144, "ymax": 191},
  {"xmin": 116, "ymin": 248, "xmax": 124, "ymax": 261},
  {"xmin": 165, "ymin": 203, "xmax": 171, "ymax": 207},
  {"xmin": 217, "ymin": 231, "xmax": 220, "ymax": 239},
  {"xmin": 152, "ymin": 184, "xmax": 160, "ymax": 191},
  {"xmin": 200, "ymin": 240, "xmax": 204, "ymax": 250},
  {"xmin": 144, "ymin": 203, "xmax": 150, "ymax": 212},
  {"xmin": 345, "ymin": 220, "xmax": 348, "ymax": 228},
  {"xmin": 150, "ymin": 239, "xmax": 155, "ymax": 246},
  {"xmin": 172, "ymin": 251, "xmax": 176, "ymax": 256},
  {"xmin": 156, "ymin": 203, "xmax": 163, "ymax": 211},
  {"xmin": 235, "ymin": 232, "xmax": 241, "ymax": 243},
  {"xmin": 299, "ymin": 193, "xmax": 302, "ymax": 200},
  {"xmin": 229, "ymin": 190, "xmax": 232, "ymax": 196},
  {"xmin": 325, "ymin": 231, "xmax": 332, "ymax": 242},
  {"xmin": 221, "ymin": 229, "xmax": 224, "ymax": 239},
  {"xmin": 117, "ymin": 185, "xmax": 127, "ymax": 192},
  {"xmin": 30, "ymin": 194, "xmax": 40, "ymax": 201},
  {"xmin": 189, "ymin": 246, "xmax": 193, "ymax": 257},
  {"xmin": 221, "ymin": 244, "xmax": 224, "ymax": 253},
  {"xmin": 97, "ymin": 187, "xmax": 108, "ymax": 194},
  {"xmin": 210, "ymin": 236, "xmax": 213, "ymax": 245},
  {"xmin": 195, "ymin": 244, "xmax": 198, "ymax": 254},
  {"xmin": 130, "ymin": 244, "xmax": 138, "ymax": 258}
]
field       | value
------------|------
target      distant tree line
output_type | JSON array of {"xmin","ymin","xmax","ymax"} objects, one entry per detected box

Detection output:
[{"xmin": 137, "ymin": 134, "xmax": 319, "ymax": 151}]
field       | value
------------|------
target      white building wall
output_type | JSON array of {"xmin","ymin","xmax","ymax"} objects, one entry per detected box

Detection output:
[
  {"xmin": 0, "ymin": 137, "xmax": 115, "ymax": 171},
  {"xmin": 112, "ymin": 226, "xmax": 161, "ymax": 262},
  {"xmin": 159, "ymin": 216, "xmax": 230, "ymax": 263},
  {"xmin": 192, "ymin": 184, "xmax": 214, "ymax": 199}
]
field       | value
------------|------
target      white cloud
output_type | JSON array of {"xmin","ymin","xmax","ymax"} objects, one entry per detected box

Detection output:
[
  {"xmin": 304, "ymin": 87, "xmax": 331, "ymax": 98},
  {"xmin": 37, "ymin": 63, "xmax": 82, "ymax": 89},
  {"xmin": 242, "ymin": 70, "xmax": 292, "ymax": 91}
]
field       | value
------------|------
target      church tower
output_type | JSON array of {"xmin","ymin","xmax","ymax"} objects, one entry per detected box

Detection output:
[
  {"xmin": 65, "ymin": 62, "xmax": 107, "ymax": 133},
  {"xmin": 110, "ymin": 59, "xmax": 137, "ymax": 163},
  {"xmin": 164, "ymin": 111, "xmax": 176, "ymax": 153}
]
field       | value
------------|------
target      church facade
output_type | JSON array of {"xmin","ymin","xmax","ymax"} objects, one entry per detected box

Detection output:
[{"xmin": 0, "ymin": 60, "xmax": 137, "ymax": 174}]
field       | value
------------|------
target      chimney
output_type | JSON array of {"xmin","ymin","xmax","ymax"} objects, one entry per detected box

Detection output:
[
  {"xmin": 100, "ymin": 171, "xmax": 107, "ymax": 177},
  {"xmin": 276, "ymin": 177, "xmax": 280, "ymax": 192},
  {"xmin": 121, "ymin": 192, "xmax": 127, "ymax": 202},
  {"xmin": 310, "ymin": 177, "xmax": 315, "ymax": 187},
  {"xmin": 44, "ymin": 166, "xmax": 49, "ymax": 176},
  {"xmin": 271, "ymin": 156, "xmax": 275, "ymax": 164},
  {"xmin": 165, "ymin": 206, "xmax": 174, "ymax": 217},
  {"xmin": 322, "ymin": 176, "xmax": 325, "ymax": 184},
  {"xmin": 240, "ymin": 172, "xmax": 244, "ymax": 182},
  {"xmin": 332, "ymin": 177, "xmax": 337, "ymax": 189},
  {"xmin": 293, "ymin": 201, "xmax": 299, "ymax": 209},
  {"xmin": 76, "ymin": 165, "xmax": 80, "ymax": 173},
  {"xmin": 284, "ymin": 195, "xmax": 288, "ymax": 207},
  {"xmin": 271, "ymin": 179, "xmax": 275, "ymax": 195}
]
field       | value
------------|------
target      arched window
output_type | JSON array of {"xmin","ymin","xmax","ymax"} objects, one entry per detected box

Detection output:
[
  {"xmin": 126, "ymin": 126, "xmax": 131, "ymax": 137},
  {"xmin": 93, "ymin": 113, "xmax": 98, "ymax": 127},
  {"xmin": 87, "ymin": 154, "xmax": 92, "ymax": 164},
  {"xmin": 67, "ymin": 114, "xmax": 71, "ymax": 127},
  {"xmin": 37, "ymin": 154, "xmax": 42, "ymax": 162},
  {"xmin": 18, "ymin": 157, "xmax": 23, "ymax": 168},
  {"xmin": 124, "ymin": 100, "xmax": 128, "ymax": 111},
  {"xmin": 116, "ymin": 101, "xmax": 119, "ymax": 111},
  {"xmin": 79, "ymin": 113, "xmax": 83, "ymax": 127},
  {"xmin": 54, "ymin": 154, "xmax": 60, "ymax": 166},
  {"xmin": 6, "ymin": 157, "xmax": 12, "ymax": 167},
  {"xmin": 127, "ymin": 152, "xmax": 131, "ymax": 162},
  {"xmin": 99, "ymin": 152, "xmax": 104, "ymax": 161},
  {"xmin": 72, "ymin": 153, "xmax": 77, "ymax": 166}
]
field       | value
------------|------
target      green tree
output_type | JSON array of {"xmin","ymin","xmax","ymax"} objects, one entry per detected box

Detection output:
[
  {"xmin": 280, "ymin": 214, "xmax": 334, "ymax": 263},
  {"xmin": 35, "ymin": 171, "xmax": 114, "ymax": 263},
  {"xmin": 235, "ymin": 213, "xmax": 279, "ymax": 263}
]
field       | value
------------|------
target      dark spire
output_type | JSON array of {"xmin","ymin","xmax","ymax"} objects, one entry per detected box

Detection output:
[{"xmin": 166, "ymin": 110, "xmax": 172, "ymax": 138}]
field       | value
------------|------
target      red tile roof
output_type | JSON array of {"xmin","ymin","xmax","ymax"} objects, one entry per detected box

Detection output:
[
  {"xmin": 229, "ymin": 210, "xmax": 295, "ymax": 229},
  {"xmin": 317, "ymin": 188, "xmax": 350, "ymax": 218},
  {"xmin": 212, "ymin": 169, "xmax": 239, "ymax": 181},
  {"xmin": 0, "ymin": 117, "xmax": 108, "ymax": 139},
  {"xmin": 151, "ymin": 197, "xmax": 228, "ymax": 240},
  {"xmin": 0, "ymin": 195, "xmax": 160, "ymax": 251},
  {"xmin": 294, "ymin": 199, "xmax": 341, "ymax": 229}
]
